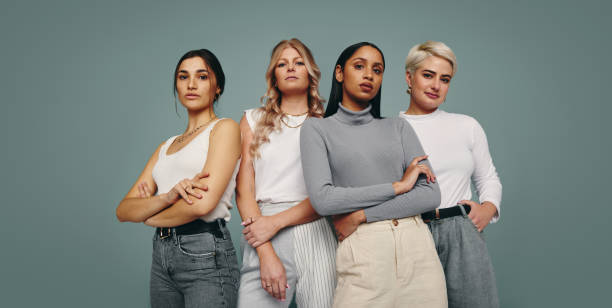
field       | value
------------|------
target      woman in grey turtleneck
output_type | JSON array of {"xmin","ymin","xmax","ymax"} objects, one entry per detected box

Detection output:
[{"xmin": 300, "ymin": 42, "xmax": 448, "ymax": 307}]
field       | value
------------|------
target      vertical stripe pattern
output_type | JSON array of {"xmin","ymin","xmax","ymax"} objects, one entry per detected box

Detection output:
[{"xmin": 293, "ymin": 217, "xmax": 338, "ymax": 308}]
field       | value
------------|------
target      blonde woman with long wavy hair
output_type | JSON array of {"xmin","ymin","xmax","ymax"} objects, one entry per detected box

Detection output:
[{"xmin": 236, "ymin": 38, "xmax": 337, "ymax": 308}]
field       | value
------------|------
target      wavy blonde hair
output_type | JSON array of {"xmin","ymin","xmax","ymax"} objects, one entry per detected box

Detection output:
[{"xmin": 250, "ymin": 38, "xmax": 325, "ymax": 158}]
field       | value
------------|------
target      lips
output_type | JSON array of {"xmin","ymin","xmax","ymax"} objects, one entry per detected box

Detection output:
[
  {"xmin": 425, "ymin": 92, "xmax": 439, "ymax": 99},
  {"xmin": 359, "ymin": 83, "xmax": 373, "ymax": 92},
  {"xmin": 185, "ymin": 93, "xmax": 200, "ymax": 99},
  {"xmin": 285, "ymin": 76, "xmax": 298, "ymax": 80}
]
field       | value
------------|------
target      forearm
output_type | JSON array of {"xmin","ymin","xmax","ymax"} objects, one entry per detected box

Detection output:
[
  {"xmin": 307, "ymin": 182, "xmax": 397, "ymax": 216},
  {"xmin": 364, "ymin": 178, "xmax": 441, "ymax": 222},
  {"xmin": 143, "ymin": 198, "xmax": 202, "ymax": 227},
  {"xmin": 273, "ymin": 198, "xmax": 320, "ymax": 230},
  {"xmin": 116, "ymin": 194, "xmax": 170, "ymax": 223}
]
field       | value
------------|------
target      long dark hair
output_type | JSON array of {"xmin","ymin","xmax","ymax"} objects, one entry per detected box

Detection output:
[
  {"xmin": 173, "ymin": 49, "xmax": 225, "ymax": 112},
  {"xmin": 325, "ymin": 42, "xmax": 385, "ymax": 118}
]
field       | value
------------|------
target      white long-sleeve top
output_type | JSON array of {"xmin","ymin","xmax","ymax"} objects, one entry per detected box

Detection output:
[{"xmin": 399, "ymin": 109, "xmax": 502, "ymax": 222}]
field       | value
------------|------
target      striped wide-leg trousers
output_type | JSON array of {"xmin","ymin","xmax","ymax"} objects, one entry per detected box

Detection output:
[{"xmin": 237, "ymin": 202, "xmax": 337, "ymax": 308}]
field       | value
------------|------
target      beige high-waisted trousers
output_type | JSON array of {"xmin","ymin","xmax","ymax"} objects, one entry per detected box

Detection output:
[{"xmin": 333, "ymin": 216, "xmax": 447, "ymax": 308}]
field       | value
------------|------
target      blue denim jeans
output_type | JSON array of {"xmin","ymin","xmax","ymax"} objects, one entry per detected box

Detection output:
[
  {"xmin": 150, "ymin": 220, "xmax": 240, "ymax": 308},
  {"xmin": 427, "ymin": 206, "xmax": 499, "ymax": 308}
]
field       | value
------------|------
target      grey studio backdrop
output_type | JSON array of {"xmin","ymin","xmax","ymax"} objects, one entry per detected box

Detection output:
[{"xmin": 1, "ymin": 0, "xmax": 610, "ymax": 307}]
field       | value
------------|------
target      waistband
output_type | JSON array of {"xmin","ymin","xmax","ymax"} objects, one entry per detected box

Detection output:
[
  {"xmin": 354, "ymin": 216, "xmax": 423, "ymax": 235},
  {"xmin": 155, "ymin": 218, "xmax": 226, "ymax": 240},
  {"xmin": 421, "ymin": 205, "xmax": 471, "ymax": 223}
]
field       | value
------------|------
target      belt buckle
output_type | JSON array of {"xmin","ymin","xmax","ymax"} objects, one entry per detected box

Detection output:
[
  {"xmin": 159, "ymin": 228, "xmax": 172, "ymax": 239},
  {"xmin": 434, "ymin": 208, "xmax": 440, "ymax": 220}
]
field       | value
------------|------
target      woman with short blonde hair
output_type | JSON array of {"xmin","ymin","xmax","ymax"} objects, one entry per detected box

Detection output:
[{"xmin": 401, "ymin": 40, "xmax": 502, "ymax": 308}]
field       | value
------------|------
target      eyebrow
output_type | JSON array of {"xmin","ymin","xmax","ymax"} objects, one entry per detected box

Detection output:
[
  {"xmin": 423, "ymin": 69, "xmax": 451, "ymax": 78},
  {"xmin": 352, "ymin": 57, "xmax": 384, "ymax": 67},
  {"xmin": 178, "ymin": 69, "xmax": 209, "ymax": 74},
  {"xmin": 278, "ymin": 57, "xmax": 303, "ymax": 62}
]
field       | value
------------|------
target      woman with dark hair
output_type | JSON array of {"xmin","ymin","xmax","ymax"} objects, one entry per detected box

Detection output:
[
  {"xmin": 116, "ymin": 49, "xmax": 241, "ymax": 307},
  {"xmin": 300, "ymin": 42, "xmax": 447, "ymax": 307},
  {"xmin": 401, "ymin": 41, "xmax": 502, "ymax": 308},
  {"xmin": 236, "ymin": 38, "xmax": 337, "ymax": 308}
]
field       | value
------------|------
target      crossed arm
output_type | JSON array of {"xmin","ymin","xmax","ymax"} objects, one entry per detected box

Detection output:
[{"xmin": 116, "ymin": 119, "xmax": 241, "ymax": 227}]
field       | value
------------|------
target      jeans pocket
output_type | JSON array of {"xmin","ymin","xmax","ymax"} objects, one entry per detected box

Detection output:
[{"xmin": 177, "ymin": 232, "xmax": 216, "ymax": 257}]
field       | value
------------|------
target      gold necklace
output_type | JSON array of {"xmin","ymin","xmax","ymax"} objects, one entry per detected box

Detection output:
[
  {"xmin": 282, "ymin": 110, "xmax": 309, "ymax": 116},
  {"xmin": 176, "ymin": 116, "xmax": 217, "ymax": 143},
  {"xmin": 281, "ymin": 114, "xmax": 308, "ymax": 128}
]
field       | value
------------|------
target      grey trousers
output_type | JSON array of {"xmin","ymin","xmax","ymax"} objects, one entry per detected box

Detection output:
[
  {"xmin": 427, "ymin": 205, "xmax": 499, "ymax": 308},
  {"xmin": 150, "ymin": 221, "xmax": 240, "ymax": 308},
  {"xmin": 237, "ymin": 202, "xmax": 337, "ymax": 308}
]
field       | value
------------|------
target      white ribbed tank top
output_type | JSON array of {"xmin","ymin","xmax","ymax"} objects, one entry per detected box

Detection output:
[
  {"xmin": 152, "ymin": 119, "xmax": 239, "ymax": 222},
  {"xmin": 245, "ymin": 108, "xmax": 308, "ymax": 204}
]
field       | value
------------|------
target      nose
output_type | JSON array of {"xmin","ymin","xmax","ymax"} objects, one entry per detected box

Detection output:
[
  {"xmin": 287, "ymin": 63, "xmax": 295, "ymax": 72},
  {"xmin": 188, "ymin": 76, "xmax": 197, "ymax": 89},
  {"xmin": 363, "ymin": 67, "xmax": 373, "ymax": 81},
  {"xmin": 431, "ymin": 78, "xmax": 440, "ymax": 91}
]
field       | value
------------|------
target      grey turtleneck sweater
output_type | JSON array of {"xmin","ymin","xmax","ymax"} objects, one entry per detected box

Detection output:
[{"xmin": 300, "ymin": 104, "xmax": 441, "ymax": 222}]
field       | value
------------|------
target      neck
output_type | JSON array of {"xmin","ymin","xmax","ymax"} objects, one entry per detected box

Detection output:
[
  {"xmin": 280, "ymin": 92, "xmax": 309, "ymax": 115},
  {"xmin": 341, "ymin": 88, "xmax": 370, "ymax": 113},
  {"xmin": 404, "ymin": 97, "xmax": 437, "ymax": 115},
  {"xmin": 186, "ymin": 107, "xmax": 217, "ymax": 132}
]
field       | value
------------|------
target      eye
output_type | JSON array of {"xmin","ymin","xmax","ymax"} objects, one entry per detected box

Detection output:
[
  {"xmin": 373, "ymin": 68, "xmax": 382, "ymax": 74},
  {"xmin": 199, "ymin": 75, "xmax": 208, "ymax": 80},
  {"xmin": 441, "ymin": 78, "xmax": 450, "ymax": 83},
  {"xmin": 178, "ymin": 75, "xmax": 188, "ymax": 80},
  {"xmin": 423, "ymin": 73, "xmax": 433, "ymax": 78},
  {"xmin": 277, "ymin": 63, "xmax": 286, "ymax": 68},
  {"xmin": 296, "ymin": 61, "xmax": 305, "ymax": 66},
  {"xmin": 354, "ymin": 64, "xmax": 364, "ymax": 70}
]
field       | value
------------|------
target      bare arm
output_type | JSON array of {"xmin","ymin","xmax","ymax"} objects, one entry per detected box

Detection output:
[
  {"xmin": 235, "ymin": 112, "xmax": 289, "ymax": 300},
  {"xmin": 116, "ymin": 142, "xmax": 171, "ymax": 222},
  {"xmin": 144, "ymin": 119, "xmax": 241, "ymax": 227}
]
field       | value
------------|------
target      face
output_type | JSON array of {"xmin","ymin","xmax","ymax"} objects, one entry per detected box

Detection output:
[
  {"xmin": 274, "ymin": 47, "xmax": 310, "ymax": 95},
  {"xmin": 406, "ymin": 55, "xmax": 453, "ymax": 112},
  {"xmin": 336, "ymin": 46, "xmax": 384, "ymax": 104},
  {"xmin": 175, "ymin": 57, "xmax": 219, "ymax": 111}
]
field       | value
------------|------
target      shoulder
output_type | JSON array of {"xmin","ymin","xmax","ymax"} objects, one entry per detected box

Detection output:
[
  {"xmin": 381, "ymin": 116, "xmax": 416, "ymax": 133},
  {"xmin": 244, "ymin": 107, "xmax": 264, "ymax": 127},
  {"xmin": 439, "ymin": 110, "xmax": 479, "ymax": 126},
  {"xmin": 211, "ymin": 118, "xmax": 240, "ymax": 139},
  {"xmin": 302, "ymin": 116, "xmax": 328, "ymax": 132}
]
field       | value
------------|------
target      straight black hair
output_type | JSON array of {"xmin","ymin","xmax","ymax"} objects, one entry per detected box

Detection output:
[
  {"xmin": 325, "ymin": 42, "xmax": 385, "ymax": 118},
  {"xmin": 173, "ymin": 49, "xmax": 225, "ymax": 112}
]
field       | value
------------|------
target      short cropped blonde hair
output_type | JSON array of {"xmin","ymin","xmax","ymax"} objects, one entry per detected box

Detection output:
[{"xmin": 405, "ymin": 40, "xmax": 457, "ymax": 76}]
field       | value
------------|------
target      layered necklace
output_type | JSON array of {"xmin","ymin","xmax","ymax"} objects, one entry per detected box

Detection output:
[
  {"xmin": 176, "ymin": 116, "xmax": 217, "ymax": 143},
  {"xmin": 280, "ymin": 110, "xmax": 309, "ymax": 128}
]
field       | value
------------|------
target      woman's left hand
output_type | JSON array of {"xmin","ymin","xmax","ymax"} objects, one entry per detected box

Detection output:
[
  {"xmin": 242, "ymin": 216, "xmax": 281, "ymax": 248},
  {"xmin": 460, "ymin": 200, "xmax": 498, "ymax": 232},
  {"xmin": 137, "ymin": 182, "xmax": 153, "ymax": 198},
  {"xmin": 332, "ymin": 210, "xmax": 366, "ymax": 241}
]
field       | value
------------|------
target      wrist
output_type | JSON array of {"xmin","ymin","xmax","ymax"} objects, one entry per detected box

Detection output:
[
  {"xmin": 392, "ymin": 182, "xmax": 407, "ymax": 195},
  {"xmin": 271, "ymin": 214, "xmax": 284, "ymax": 232},
  {"xmin": 159, "ymin": 193, "xmax": 172, "ymax": 206}
]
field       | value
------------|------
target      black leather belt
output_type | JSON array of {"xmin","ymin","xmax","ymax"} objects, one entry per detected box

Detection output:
[
  {"xmin": 156, "ymin": 219, "xmax": 226, "ymax": 239},
  {"xmin": 421, "ymin": 205, "xmax": 471, "ymax": 223}
]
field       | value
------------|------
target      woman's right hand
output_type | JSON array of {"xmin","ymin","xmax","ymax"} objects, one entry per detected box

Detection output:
[
  {"xmin": 163, "ymin": 172, "xmax": 210, "ymax": 205},
  {"xmin": 259, "ymin": 252, "xmax": 289, "ymax": 301},
  {"xmin": 393, "ymin": 155, "xmax": 436, "ymax": 195}
]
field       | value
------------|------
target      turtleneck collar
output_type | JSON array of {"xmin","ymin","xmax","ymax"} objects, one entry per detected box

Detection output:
[{"xmin": 334, "ymin": 103, "xmax": 374, "ymax": 125}]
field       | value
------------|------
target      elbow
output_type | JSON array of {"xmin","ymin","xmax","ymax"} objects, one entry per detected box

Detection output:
[{"xmin": 115, "ymin": 205, "xmax": 129, "ymax": 222}]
